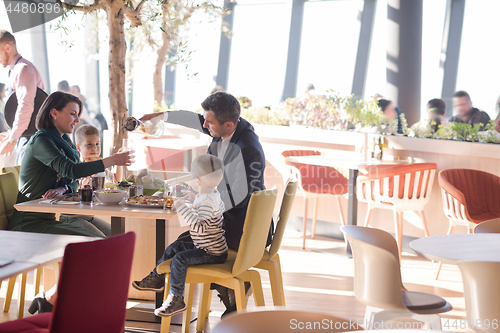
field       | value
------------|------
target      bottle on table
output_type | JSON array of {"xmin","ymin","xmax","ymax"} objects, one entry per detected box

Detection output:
[{"xmin": 123, "ymin": 116, "xmax": 164, "ymax": 137}]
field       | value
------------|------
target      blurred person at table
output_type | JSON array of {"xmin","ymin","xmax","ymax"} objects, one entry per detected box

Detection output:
[
  {"xmin": 378, "ymin": 98, "xmax": 403, "ymax": 134},
  {"xmin": 68, "ymin": 84, "xmax": 92, "ymax": 125},
  {"xmin": 450, "ymin": 90, "xmax": 490, "ymax": 130},
  {"xmin": 410, "ymin": 98, "xmax": 450, "ymax": 136},
  {"xmin": 9, "ymin": 91, "xmax": 131, "ymax": 237},
  {"xmin": 57, "ymin": 80, "xmax": 70, "ymax": 92},
  {"xmin": 0, "ymin": 30, "xmax": 45, "ymax": 165},
  {"xmin": 136, "ymin": 92, "xmax": 270, "ymax": 317}
]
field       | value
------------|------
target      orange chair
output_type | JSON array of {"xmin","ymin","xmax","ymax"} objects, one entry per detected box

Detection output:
[
  {"xmin": 357, "ymin": 163, "xmax": 437, "ymax": 258},
  {"xmin": 282, "ymin": 150, "xmax": 348, "ymax": 249},
  {"xmin": 436, "ymin": 169, "xmax": 500, "ymax": 279}
]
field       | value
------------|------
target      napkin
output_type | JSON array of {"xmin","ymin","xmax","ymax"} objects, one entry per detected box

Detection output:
[{"xmin": 40, "ymin": 200, "xmax": 79, "ymax": 205}]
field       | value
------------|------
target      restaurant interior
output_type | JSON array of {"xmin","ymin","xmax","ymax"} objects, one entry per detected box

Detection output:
[{"xmin": 1, "ymin": 0, "xmax": 500, "ymax": 332}]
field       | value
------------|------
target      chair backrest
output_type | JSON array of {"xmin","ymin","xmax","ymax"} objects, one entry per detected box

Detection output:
[
  {"xmin": 49, "ymin": 232, "xmax": 136, "ymax": 333},
  {"xmin": 340, "ymin": 225, "xmax": 407, "ymax": 311},
  {"xmin": 0, "ymin": 172, "xmax": 18, "ymax": 230},
  {"xmin": 439, "ymin": 169, "xmax": 500, "ymax": 221},
  {"xmin": 457, "ymin": 261, "xmax": 500, "ymax": 333},
  {"xmin": 212, "ymin": 308, "xmax": 362, "ymax": 333},
  {"xmin": 357, "ymin": 163, "xmax": 436, "ymax": 208},
  {"xmin": 268, "ymin": 179, "xmax": 298, "ymax": 259},
  {"xmin": 232, "ymin": 188, "xmax": 278, "ymax": 277},
  {"xmin": 475, "ymin": 218, "xmax": 500, "ymax": 234},
  {"xmin": 2, "ymin": 166, "xmax": 21, "ymax": 187}
]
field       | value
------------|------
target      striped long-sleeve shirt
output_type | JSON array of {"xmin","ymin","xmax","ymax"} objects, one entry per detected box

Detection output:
[{"xmin": 177, "ymin": 190, "xmax": 228, "ymax": 256}]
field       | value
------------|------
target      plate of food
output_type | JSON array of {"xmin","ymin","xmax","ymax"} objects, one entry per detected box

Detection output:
[{"xmin": 126, "ymin": 195, "xmax": 174, "ymax": 208}]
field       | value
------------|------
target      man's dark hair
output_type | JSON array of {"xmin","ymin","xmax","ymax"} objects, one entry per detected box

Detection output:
[
  {"xmin": 453, "ymin": 90, "xmax": 471, "ymax": 101},
  {"xmin": 377, "ymin": 99, "xmax": 392, "ymax": 112},
  {"xmin": 36, "ymin": 91, "xmax": 83, "ymax": 130},
  {"xmin": 427, "ymin": 98, "xmax": 446, "ymax": 115},
  {"xmin": 201, "ymin": 92, "xmax": 240, "ymax": 125}
]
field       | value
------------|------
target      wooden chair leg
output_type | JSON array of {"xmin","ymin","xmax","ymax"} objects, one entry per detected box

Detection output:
[
  {"xmin": 160, "ymin": 275, "xmax": 172, "ymax": 333},
  {"xmin": 196, "ymin": 283, "xmax": 212, "ymax": 332},
  {"xmin": 364, "ymin": 208, "xmax": 373, "ymax": 228},
  {"xmin": 303, "ymin": 196, "xmax": 308, "ymax": 249},
  {"xmin": 181, "ymin": 283, "xmax": 194, "ymax": 333},
  {"xmin": 393, "ymin": 211, "xmax": 403, "ymax": 261},
  {"xmin": 249, "ymin": 271, "xmax": 265, "ymax": 307},
  {"xmin": 3, "ymin": 276, "xmax": 16, "ymax": 312},
  {"xmin": 34, "ymin": 268, "xmax": 42, "ymax": 296},
  {"xmin": 234, "ymin": 279, "xmax": 246, "ymax": 311},
  {"xmin": 436, "ymin": 224, "xmax": 455, "ymax": 280},
  {"xmin": 269, "ymin": 255, "xmax": 285, "ymax": 306},
  {"xmin": 311, "ymin": 197, "xmax": 319, "ymax": 239},
  {"xmin": 335, "ymin": 196, "xmax": 346, "ymax": 226},
  {"xmin": 17, "ymin": 273, "xmax": 27, "ymax": 318},
  {"xmin": 419, "ymin": 210, "xmax": 430, "ymax": 237}
]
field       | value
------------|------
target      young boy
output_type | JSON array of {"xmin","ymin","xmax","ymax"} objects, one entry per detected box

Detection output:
[
  {"xmin": 58, "ymin": 124, "xmax": 111, "ymax": 236},
  {"xmin": 133, "ymin": 154, "xmax": 228, "ymax": 317}
]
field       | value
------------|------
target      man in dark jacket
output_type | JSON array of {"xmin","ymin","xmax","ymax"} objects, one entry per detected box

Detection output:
[
  {"xmin": 451, "ymin": 90, "xmax": 490, "ymax": 130},
  {"xmin": 133, "ymin": 92, "xmax": 271, "ymax": 315}
]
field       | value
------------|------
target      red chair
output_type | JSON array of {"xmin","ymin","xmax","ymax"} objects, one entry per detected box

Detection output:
[
  {"xmin": 282, "ymin": 150, "xmax": 348, "ymax": 249},
  {"xmin": 436, "ymin": 169, "xmax": 500, "ymax": 279},
  {"xmin": 357, "ymin": 163, "xmax": 437, "ymax": 259},
  {"xmin": 0, "ymin": 232, "xmax": 136, "ymax": 333}
]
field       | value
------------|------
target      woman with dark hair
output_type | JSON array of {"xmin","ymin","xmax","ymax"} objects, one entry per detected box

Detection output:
[
  {"xmin": 378, "ymin": 99, "xmax": 402, "ymax": 133},
  {"xmin": 8, "ymin": 91, "xmax": 131, "ymax": 236}
]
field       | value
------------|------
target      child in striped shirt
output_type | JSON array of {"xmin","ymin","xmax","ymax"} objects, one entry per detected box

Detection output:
[{"xmin": 153, "ymin": 154, "xmax": 227, "ymax": 317}]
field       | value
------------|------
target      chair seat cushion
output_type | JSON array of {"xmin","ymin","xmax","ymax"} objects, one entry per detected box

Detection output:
[
  {"xmin": 0, "ymin": 313, "xmax": 51, "ymax": 332},
  {"xmin": 402, "ymin": 291, "xmax": 447, "ymax": 311},
  {"xmin": 157, "ymin": 258, "xmax": 236, "ymax": 279}
]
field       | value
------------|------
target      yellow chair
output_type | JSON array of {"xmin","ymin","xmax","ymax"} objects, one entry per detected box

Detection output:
[
  {"xmin": 474, "ymin": 218, "xmax": 500, "ymax": 234},
  {"xmin": 2, "ymin": 165, "xmax": 21, "ymax": 186},
  {"xmin": 0, "ymin": 172, "xmax": 33, "ymax": 318},
  {"xmin": 212, "ymin": 307, "xmax": 363, "ymax": 333},
  {"xmin": 457, "ymin": 261, "xmax": 500, "ymax": 333},
  {"xmin": 340, "ymin": 225, "xmax": 452, "ymax": 330},
  {"xmin": 246, "ymin": 178, "xmax": 297, "ymax": 306},
  {"xmin": 157, "ymin": 187, "xmax": 278, "ymax": 333}
]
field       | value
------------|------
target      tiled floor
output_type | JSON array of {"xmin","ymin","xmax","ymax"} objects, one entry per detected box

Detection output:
[{"xmin": 1, "ymin": 229, "xmax": 471, "ymax": 332}]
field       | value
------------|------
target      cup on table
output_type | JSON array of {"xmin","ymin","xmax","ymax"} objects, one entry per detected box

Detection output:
[{"xmin": 80, "ymin": 185, "xmax": 93, "ymax": 205}]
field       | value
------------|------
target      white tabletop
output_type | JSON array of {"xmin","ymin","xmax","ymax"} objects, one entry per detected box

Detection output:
[
  {"xmin": 0, "ymin": 230, "xmax": 100, "ymax": 280},
  {"xmin": 285, "ymin": 155, "xmax": 409, "ymax": 170},
  {"xmin": 14, "ymin": 199, "xmax": 176, "ymax": 219},
  {"xmin": 410, "ymin": 234, "xmax": 500, "ymax": 264}
]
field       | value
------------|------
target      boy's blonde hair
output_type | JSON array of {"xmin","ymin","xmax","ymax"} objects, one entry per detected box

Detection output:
[
  {"xmin": 191, "ymin": 154, "xmax": 224, "ymax": 188},
  {"xmin": 75, "ymin": 124, "xmax": 100, "ymax": 145}
]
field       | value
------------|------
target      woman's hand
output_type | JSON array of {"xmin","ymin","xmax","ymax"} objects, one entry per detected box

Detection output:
[
  {"xmin": 42, "ymin": 187, "xmax": 66, "ymax": 199},
  {"xmin": 102, "ymin": 151, "xmax": 133, "ymax": 169}
]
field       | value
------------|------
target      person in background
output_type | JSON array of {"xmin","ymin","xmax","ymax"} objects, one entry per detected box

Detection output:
[
  {"xmin": 496, "ymin": 113, "xmax": 500, "ymax": 133},
  {"xmin": 0, "ymin": 30, "xmax": 45, "ymax": 165},
  {"xmin": 57, "ymin": 80, "xmax": 70, "ymax": 92},
  {"xmin": 305, "ymin": 83, "xmax": 316, "ymax": 96},
  {"xmin": 378, "ymin": 98, "xmax": 402, "ymax": 134},
  {"xmin": 410, "ymin": 98, "xmax": 450, "ymax": 136},
  {"xmin": 0, "ymin": 82, "xmax": 7, "ymax": 132},
  {"xmin": 451, "ymin": 90, "xmax": 490, "ymax": 130},
  {"xmin": 69, "ymin": 84, "xmax": 92, "ymax": 125},
  {"xmin": 211, "ymin": 85, "xmax": 225, "ymax": 94}
]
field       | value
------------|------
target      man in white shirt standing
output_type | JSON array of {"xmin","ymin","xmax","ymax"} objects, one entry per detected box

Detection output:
[{"xmin": 0, "ymin": 30, "xmax": 44, "ymax": 165}]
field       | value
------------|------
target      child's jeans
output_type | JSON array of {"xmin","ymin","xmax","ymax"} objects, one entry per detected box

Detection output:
[{"xmin": 153, "ymin": 238, "xmax": 227, "ymax": 296}]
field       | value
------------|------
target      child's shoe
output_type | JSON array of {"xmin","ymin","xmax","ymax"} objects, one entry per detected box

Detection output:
[
  {"xmin": 132, "ymin": 272, "xmax": 164, "ymax": 292},
  {"xmin": 154, "ymin": 293, "xmax": 186, "ymax": 317}
]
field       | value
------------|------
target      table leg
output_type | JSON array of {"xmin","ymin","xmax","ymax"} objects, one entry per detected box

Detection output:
[
  {"xmin": 346, "ymin": 169, "xmax": 359, "ymax": 257},
  {"xmin": 111, "ymin": 216, "xmax": 125, "ymax": 236},
  {"xmin": 155, "ymin": 219, "xmax": 165, "ymax": 309}
]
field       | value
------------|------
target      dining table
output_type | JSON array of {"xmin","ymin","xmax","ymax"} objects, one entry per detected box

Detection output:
[
  {"xmin": 14, "ymin": 198, "xmax": 184, "ymax": 324},
  {"xmin": 410, "ymin": 233, "xmax": 500, "ymax": 264},
  {"xmin": 285, "ymin": 155, "xmax": 409, "ymax": 255}
]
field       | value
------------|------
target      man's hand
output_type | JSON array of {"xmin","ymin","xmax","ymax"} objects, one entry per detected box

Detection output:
[
  {"xmin": 42, "ymin": 187, "xmax": 66, "ymax": 199},
  {"xmin": 139, "ymin": 112, "xmax": 163, "ymax": 129},
  {"xmin": 0, "ymin": 139, "xmax": 16, "ymax": 156}
]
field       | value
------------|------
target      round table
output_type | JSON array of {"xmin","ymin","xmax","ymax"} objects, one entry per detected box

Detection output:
[{"xmin": 410, "ymin": 234, "xmax": 500, "ymax": 264}]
